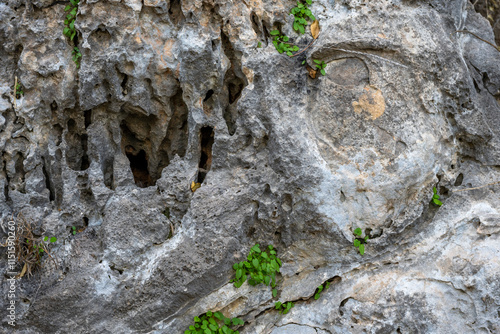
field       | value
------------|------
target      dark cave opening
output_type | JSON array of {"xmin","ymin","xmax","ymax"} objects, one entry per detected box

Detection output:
[{"xmin": 125, "ymin": 146, "xmax": 152, "ymax": 188}]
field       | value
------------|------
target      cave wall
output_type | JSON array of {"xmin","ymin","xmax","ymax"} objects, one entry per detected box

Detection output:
[{"xmin": 0, "ymin": 0, "xmax": 500, "ymax": 333}]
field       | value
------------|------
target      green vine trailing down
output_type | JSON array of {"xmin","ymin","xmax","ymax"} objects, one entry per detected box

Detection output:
[
  {"xmin": 290, "ymin": 0, "xmax": 315, "ymax": 34},
  {"xmin": 63, "ymin": 0, "xmax": 81, "ymax": 68},
  {"xmin": 72, "ymin": 47, "xmax": 82, "ymax": 68},
  {"xmin": 184, "ymin": 311, "xmax": 244, "ymax": 334},
  {"xmin": 268, "ymin": 0, "xmax": 317, "ymax": 57},
  {"xmin": 63, "ymin": 0, "xmax": 79, "ymax": 41},
  {"xmin": 230, "ymin": 244, "xmax": 282, "ymax": 298},
  {"xmin": 270, "ymin": 30, "xmax": 300, "ymax": 56}
]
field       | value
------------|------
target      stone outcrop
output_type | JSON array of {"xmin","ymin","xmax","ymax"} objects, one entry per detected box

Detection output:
[{"xmin": 0, "ymin": 0, "xmax": 499, "ymax": 333}]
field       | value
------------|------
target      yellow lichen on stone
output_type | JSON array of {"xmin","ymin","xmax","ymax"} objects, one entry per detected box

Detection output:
[{"xmin": 352, "ymin": 86, "xmax": 386, "ymax": 120}]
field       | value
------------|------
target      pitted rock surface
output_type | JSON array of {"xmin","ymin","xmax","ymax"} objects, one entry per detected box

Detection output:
[{"xmin": 0, "ymin": 0, "xmax": 499, "ymax": 333}]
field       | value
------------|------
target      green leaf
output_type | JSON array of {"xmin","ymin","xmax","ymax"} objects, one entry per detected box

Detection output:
[
  {"xmin": 286, "ymin": 51, "xmax": 293, "ymax": 56},
  {"xmin": 272, "ymin": 289, "xmax": 277, "ymax": 298},
  {"xmin": 325, "ymin": 282, "xmax": 330, "ymax": 289},
  {"xmin": 364, "ymin": 235, "xmax": 369, "ymax": 241},
  {"xmin": 433, "ymin": 199, "xmax": 443, "ymax": 206},
  {"xmin": 359, "ymin": 244, "xmax": 365, "ymax": 255},
  {"xmin": 302, "ymin": 60, "xmax": 306, "ymax": 65},
  {"xmin": 63, "ymin": 27, "xmax": 70, "ymax": 35},
  {"xmin": 252, "ymin": 258, "xmax": 259, "ymax": 268},
  {"xmin": 314, "ymin": 293, "xmax": 320, "ymax": 300},
  {"xmin": 320, "ymin": 69, "xmax": 326, "ymax": 76},
  {"xmin": 270, "ymin": 30, "xmax": 280, "ymax": 35},
  {"xmin": 232, "ymin": 263, "xmax": 238, "ymax": 270},
  {"xmin": 70, "ymin": 21, "xmax": 75, "ymax": 30},
  {"xmin": 353, "ymin": 239, "xmax": 361, "ymax": 247},
  {"xmin": 293, "ymin": 22, "xmax": 299, "ymax": 31},
  {"xmin": 282, "ymin": 36, "xmax": 289, "ymax": 42},
  {"xmin": 354, "ymin": 228, "xmax": 362, "ymax": 236},
  {"xmin": 207, "ymin": 311, "xmax": 212, "ymax": 317},
  {"xmin": 257, "ymin": 42, "xmax": 262, "ymax": 48},
  {"xmin": 292, "ymin": 46, "xmax": 299, "ymax": 52},
  {"xmin": 264, "ymin": 276, "xmax": 270, "ymax": 286},
  {"xmin": 50, "ymin": 237, "xmax": 57, "ymax": 243},
  {"xmin": 224, "ymin": 318, "xmax": 231, "ymax": 325},
  {"xmin": 433, "ymin": 187, "xmax": 437, "ymax": 194},
  {"xmin": 313, "ymin": 59, "xmax": 321, "ymax": 64},
  {"xmin": 44, "ymin": 236, "xmax": 49, "ymax": 241},
  {"xmin": 299, "ymin": 25, "xmax": 305, "ymax": 34},
  {"xmin": 236, "ymin": 268, "xmax": 242, "ymax": 279},
  {"xmin": 71, "ymin": 31, "xmax": 76, "ymax": 40}
]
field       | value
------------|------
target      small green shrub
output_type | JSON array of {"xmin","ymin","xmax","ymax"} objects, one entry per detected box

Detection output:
[
  {"xmin": 71, "ymin": 226, "xmax": 77, "ymax": 235},
  {"xmin": 274, "ymin": 301, "xmax": 294, "ymax": 314},
  {"xmin": 353, "ymin": 228, "xmax": 368, "ymax": 255},
  {"xmin": 432, "ymin": 187, "xmax": 442, "ymax": 206},
  {"xmin": 270, "ymin": 30, "xmax": 299, "ymax": 56},
  {"xmin": 184, "ymin": 311, "xmax": 243, "ymax": 334},
  {"xmin": 230, "ymin": 244, "xmax": 282, "ymax": 298},
  {"xmin": 63, "ymin": 0, "xmax": 80, "ymax": 41},
  {"xmin": 290, "ymin": 0, "xmax": 315, "ymax": 34},
  {"xmin": 314, "ymin": 281, "xmax": 330, "ymax": 300},
  {"xmin": 313, "ymin": 59, "xmax": 327, "ymax": 75}
]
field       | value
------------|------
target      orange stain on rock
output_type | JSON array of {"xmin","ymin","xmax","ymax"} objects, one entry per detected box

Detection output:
[{"xmin": 352, "ymin": 85, "xmax": 386, "ymax": 120}]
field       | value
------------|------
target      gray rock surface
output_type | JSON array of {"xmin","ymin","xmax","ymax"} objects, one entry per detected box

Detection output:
[{"xmin": 0, "ymin": 0, "xmax": 499, "ymax": 333}]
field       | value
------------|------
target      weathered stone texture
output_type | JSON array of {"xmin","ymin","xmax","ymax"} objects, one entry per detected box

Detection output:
[{"xmin": 0, "ymin": 0, "xmax": 499, "ymax": 333}]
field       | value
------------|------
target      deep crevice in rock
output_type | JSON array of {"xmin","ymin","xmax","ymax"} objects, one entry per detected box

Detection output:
[
  {"xmin": 221, "ymin": 30, "xmax": 247, "ymax": 136},
  {"xmin": 65, "ymin": 119, "xmax": 90, "ymax": 171},
  {"xmin": 158, "ymin": 87, "xmax": 189, "ymax": 175},
  {"xmin": 168, "ymin": 0, "xmax": 185, "ymax": 26},
  {"xmin": 197, "ymin": 126, "xmax": 214, "ymax": 184},
  {"xmin": 42, "ymin": 157, "xmax": 55, "ymax": 201}
]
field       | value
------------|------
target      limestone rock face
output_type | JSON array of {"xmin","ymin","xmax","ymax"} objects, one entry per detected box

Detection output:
[{"xmin": 1, "ymin": 0, "xmax": 499, "ymax": 333}]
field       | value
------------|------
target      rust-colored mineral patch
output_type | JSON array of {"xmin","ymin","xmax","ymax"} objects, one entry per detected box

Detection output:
[{"xmin": 352, "ymin": 85, "xmax": 386, "ymax": 120}]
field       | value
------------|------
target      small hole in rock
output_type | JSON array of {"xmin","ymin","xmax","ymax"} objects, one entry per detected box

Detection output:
[
  {"xmin": 454, "ymin": 173, "xmax": 464, "ymax": 186},
  {"xmin": 203, "ymin": 89, "xmax": 214, "ymax": 102},
  {"xmin": 125, "ymin": 146, "xmax": 152, "ymax": 188}
]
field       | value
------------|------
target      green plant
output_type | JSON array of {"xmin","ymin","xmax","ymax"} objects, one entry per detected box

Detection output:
[
  {"xmin": 230, "ymin": 244, "xmax": 282, "ymax": 298},
  {"xmin": 353, "ymin": 228, "xmax": 368, "ymax": 255},
  {"xmin": 71, "ymin": 226, "xmax": 77, "ymax": 235},
  {"xmin": 274, "ymin": 301, "xmax": 294, "ymax": 314},
  {"xmin": 314, "ymin": 281, "xmax": 330, "ymax": 300},
  {"xmin": 257, "ymin": 41, "xmax": 262, "ymax": 48},
  {"xmin": 72, "ymin": 47, "xmax": 82, "ymax": 68},
  {"xmin": 290, "ymin": 0, "xmax": 315, "ymax": 34},
  {"xmin": 63, "ymin": 0, "xmax": 80, "ymax": 41},
  {"xmin": 313, "ymin": 59, "xmax": 327, "ymax": 75},
  {"xmin": 432, "ymin": 187, "xmax": 442, "ymax": 206},
  {"xmin": 15, "ymin": 83, "xmax": 24, "ymax": 98},
  {"xmin": 270, "ymin": 30, "xmax": 300, "ymax": 56},
  {"xmin": 184, "ymin": 311, "xmax": 243, "ymax": 334}
]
